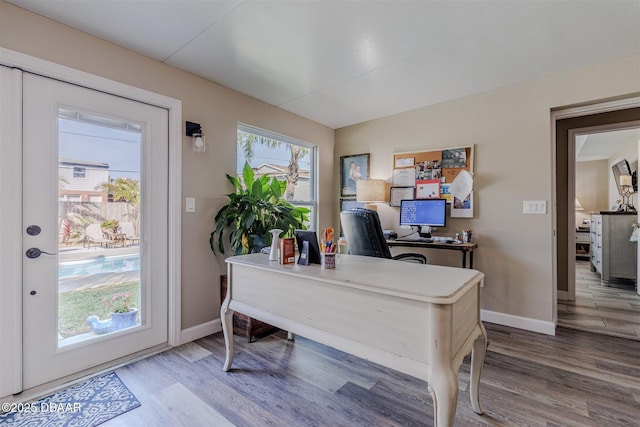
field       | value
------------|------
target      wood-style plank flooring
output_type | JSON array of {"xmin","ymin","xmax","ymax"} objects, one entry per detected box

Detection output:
[
  {"xmin": 103, "ymin": 323, "xmax": 640, "ymax": 426},
  {"xmin": 558, "ymin": 260, "xmax": 640, "ymax": 340}
]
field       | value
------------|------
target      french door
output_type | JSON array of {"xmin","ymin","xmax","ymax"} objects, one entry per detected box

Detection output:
[{"xmin": 22, "ymin": 73, "xmax": 169, "ymax": 389}]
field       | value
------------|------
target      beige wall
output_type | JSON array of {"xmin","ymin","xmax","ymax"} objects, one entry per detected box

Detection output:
[
  {"xmin": 0, "ymin": 1, "xmax": 334, "ymax": 330},
  {"xmin": 335, "ymin": 54, "xmax": 640, "ymax": 326},
  {"xmin": 576, "ymin": 160, "xmax": 610, "ymax": 225}
]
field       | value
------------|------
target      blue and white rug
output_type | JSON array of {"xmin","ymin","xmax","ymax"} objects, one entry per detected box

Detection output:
[{"xmin": 0, "ymin": 372, "xmax": 140, "ymax": 427}]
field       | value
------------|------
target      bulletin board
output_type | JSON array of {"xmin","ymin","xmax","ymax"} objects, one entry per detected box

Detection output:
[
  {"xmin": 392, "ymin": 145, "xmax": 475, "ymax": 213},
  {"xmin": 393, "ymin": 145, "xmax": 474, "ymax": 183}
]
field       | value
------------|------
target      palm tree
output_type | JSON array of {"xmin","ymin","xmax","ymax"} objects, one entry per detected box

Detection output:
[
  {"xmin": 96, "ymin": 177, "xmax": 140, "ymax": 226},
  {"xmin": 237, "ymin": 130, "xmax": 309, "ymax": 201}
]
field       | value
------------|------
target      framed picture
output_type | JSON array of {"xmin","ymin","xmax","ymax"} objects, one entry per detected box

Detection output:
[
  {"xmin": 340, "ymin": 198, "xmax": 365, "ymax": 212},
  {"xmin": 340, "ymin": 153, "xmax": 370, "ymax": 197},
  {"xmin": 389, "ymin": 186, "xmax": 415, "ymax": 207},
  {"xmin": 415, "ymin": 179, "xmax": 441, "ymax": 199},
  {"xmin": 451, "ymin": 191, "xmax": 474, "ymax": 218}
]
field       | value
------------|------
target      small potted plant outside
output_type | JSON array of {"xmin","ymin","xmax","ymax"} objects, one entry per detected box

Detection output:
[
  {"xmin": 104, "ymin": 292, "xmax": 138, "ymax": 331},
  {"xmin": 101, "ymin": 219, "xmax": 120, "ymax": 233},
  {"xmin": 211, "ymin": 162, "xmax": 310, "ymax": 255}
]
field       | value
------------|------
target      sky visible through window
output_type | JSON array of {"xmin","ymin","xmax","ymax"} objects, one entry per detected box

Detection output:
[{"xmin": 58, "ymin": 118, "xmax": 141, "ymax": 181}]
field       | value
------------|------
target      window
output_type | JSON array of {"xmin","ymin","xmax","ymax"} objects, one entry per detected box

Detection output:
[
  {"xmin": 237, "ymin": 124, "xmax": 316, "ymax": 228},
  {"xmin": 73, "ymin": 166, "xmax": 86, "ymax": 178}
]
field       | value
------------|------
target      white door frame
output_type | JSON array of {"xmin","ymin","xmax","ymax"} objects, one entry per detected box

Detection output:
[
  {"xmin": 0, "ymin": 47, "xmax": 182, "ymax": 396},
  {"xmin": 551, "ymin": 96, "xmax": 640, "ymax": 324}
]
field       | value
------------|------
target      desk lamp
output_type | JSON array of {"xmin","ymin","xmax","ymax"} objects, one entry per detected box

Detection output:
[{"xmin": 356, "ymin": 179, "xmax": 387, "ymax": 211}]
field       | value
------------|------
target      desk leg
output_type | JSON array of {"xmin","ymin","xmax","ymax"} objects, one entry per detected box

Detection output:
[
  {"xmin": 469, "ymin": 323, "xmax": 487, "ymax": 414},
  {"xmin": 461, "ymin": 252, "xmax": 467, "ymax": 269},
  {"xmin": 221, "ymin": 296, "xmax": 234, "ymax": 372},
  {"xmin": 469, "ymin": 251, "xmax": 474, "ymax": 269},
  {"xmin": 428, "ymin": 305, "xmax": 458, "ymax": 427}
]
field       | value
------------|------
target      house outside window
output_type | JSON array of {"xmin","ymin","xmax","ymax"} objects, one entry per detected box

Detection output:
[{"xmin": 237, "ymin": 123, "xmax": 316, "ymax": 228}]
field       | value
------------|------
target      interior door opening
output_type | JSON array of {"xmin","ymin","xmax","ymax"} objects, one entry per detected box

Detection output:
[{"xmin": 555, "ymin": 105, "xmax": 640, "ymax": 339}]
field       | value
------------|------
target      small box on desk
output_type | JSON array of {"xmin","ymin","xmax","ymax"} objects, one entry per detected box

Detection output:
[{"xmin": 280, "ymin": 237, "xmax": 295, "ymax": 264}]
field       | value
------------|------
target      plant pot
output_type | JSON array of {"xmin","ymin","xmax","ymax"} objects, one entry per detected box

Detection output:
[{"xmin": 111, "ymin": 308, "xmax": 138, "ymax": 331}]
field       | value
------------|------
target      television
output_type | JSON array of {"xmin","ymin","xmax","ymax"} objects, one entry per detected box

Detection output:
[
  {"xmin": 399, "ymin": 198, "xmax": 447, "ymax": 228},
  {"xmin": 294, "ymin": 230, "xmax": 321, "ymax": 265}
]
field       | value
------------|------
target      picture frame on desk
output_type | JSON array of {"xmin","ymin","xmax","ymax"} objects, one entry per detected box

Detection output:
[{"xmin": 340, "ymin": 153, "xmax": 370, "ymax": 197}]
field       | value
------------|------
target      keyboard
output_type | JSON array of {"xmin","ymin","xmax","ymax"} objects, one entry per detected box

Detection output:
[{"xmin": 395, "ymin": 237, "xmax": 433, "ymax": 243}]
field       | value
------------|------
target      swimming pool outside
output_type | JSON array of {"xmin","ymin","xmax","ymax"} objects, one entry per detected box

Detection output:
[{"xmin": 59, "ymin": 253, "xmax": 140, "ymax": 278}]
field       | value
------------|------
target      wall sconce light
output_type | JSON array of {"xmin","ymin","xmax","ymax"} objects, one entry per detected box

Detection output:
[{"xmin": 186, "ymin": 121, "xmax": 205, "ymax": 153}]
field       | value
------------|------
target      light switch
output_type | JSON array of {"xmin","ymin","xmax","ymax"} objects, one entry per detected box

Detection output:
[
  {"xmin": 185, "ymin": 197, "xmax": 196, "ymax": 213},
  {"xmin": 523, "ymin": 200, "xmax": 546, "ymax": 214}
]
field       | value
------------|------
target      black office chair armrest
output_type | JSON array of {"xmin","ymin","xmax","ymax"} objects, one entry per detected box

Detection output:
[{"xmin": 392, "ymin": 253, "xmax": 427, "ymax": 264}]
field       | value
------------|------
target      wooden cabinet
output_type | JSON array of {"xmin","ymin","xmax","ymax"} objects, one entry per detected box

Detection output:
[
  {"xmin": 220, "ymin": 275, "xmax": 277, "ymax": 342},
  {"xmin": 590, "ymin": 213, "xmax": 637, "ymax": 284}
]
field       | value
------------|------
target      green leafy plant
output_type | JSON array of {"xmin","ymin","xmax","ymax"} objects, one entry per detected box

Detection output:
[
  {"xmin": 211, "ymin": 162, "xmax": 310, "ymax": 255},
  {"xmin": 101, "ymin": 219, "xmax": 119, "ymax": 233},
  {"xmin": 103, "ymin": 292, "xmax": 133, "ymax": 313}
]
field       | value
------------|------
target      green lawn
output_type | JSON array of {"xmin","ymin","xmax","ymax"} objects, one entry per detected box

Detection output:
[{"xmin": 58, "ymin": 282, "xmax": 140, "ymax": 339}]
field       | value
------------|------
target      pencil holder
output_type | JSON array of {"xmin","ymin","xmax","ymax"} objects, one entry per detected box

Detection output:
[{"xmin": 321, "ymin": 252, "xmax": 336, "ymax": 269}]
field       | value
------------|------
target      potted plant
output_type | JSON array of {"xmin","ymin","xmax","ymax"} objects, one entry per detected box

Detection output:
[
  {"xmin": 101, "ymin": 219, "xmax": 120, "ymax": 233},
  {"xmin": 103, "ymin": 292, "xmax": 137, "ymax": 331},
  {"xmin": 211, "ymin": 162, "xmax": 310, "ymax": 255}
]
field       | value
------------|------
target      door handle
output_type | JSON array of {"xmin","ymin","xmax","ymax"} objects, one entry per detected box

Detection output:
[{"xmin": 25, "ymin": 248, "xmax": 57, "ymax": 259}]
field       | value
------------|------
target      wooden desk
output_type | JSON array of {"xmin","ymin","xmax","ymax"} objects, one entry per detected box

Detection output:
[
  {"xmin": 387, "ymin": 239, "xmax": 477, "ymax": 268},
  {"xmin": 222, "ymin": 253, "xmax": 487, "ymax": 427}
]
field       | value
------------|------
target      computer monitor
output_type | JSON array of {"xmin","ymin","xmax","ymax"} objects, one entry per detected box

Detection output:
[{"xmin": 399, "ymin": 199, "xmax": 447, "ymax": 228}]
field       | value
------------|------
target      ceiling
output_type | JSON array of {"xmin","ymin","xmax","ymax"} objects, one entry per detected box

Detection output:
[
  {"xmin": 7, "ymin": 0, "xmax": 640, "ymax": 129},
  {"xmin": 576, "ymin": 128, "xmax": 640, "ymax": 162}
]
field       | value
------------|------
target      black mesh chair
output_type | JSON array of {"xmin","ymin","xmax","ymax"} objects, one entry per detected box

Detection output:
[{"xmin": 340, "ymin": 208, "xmax": 426, "ymax": 264}]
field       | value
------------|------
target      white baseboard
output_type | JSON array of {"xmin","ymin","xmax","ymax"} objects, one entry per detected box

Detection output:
[
  {"xmin": 179, "ymin": 318, "xmax": 222, "ymax": 345},
  {"xmin": 481, "ymin": 309, "xmax": 556, "ymax": 336},
  {"xmin": 557, "ymin": 290, "xmax": 570, "ymax": 300}
]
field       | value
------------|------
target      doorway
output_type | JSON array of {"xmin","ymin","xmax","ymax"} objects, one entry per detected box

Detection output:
[
  {"xmin": 22, "ymin": 73, "xmax": 169, "ymax": 389},
  {"xmin": 554, "ymin": 100, "xmax": 640, "ymax": 339},
  {"xmin": 558, "ymin": 125, "xmax": 640, "ymax": 338},
  {"xmin": 0, "ymin": 50, "xmax": 182, "ymax": 398}
]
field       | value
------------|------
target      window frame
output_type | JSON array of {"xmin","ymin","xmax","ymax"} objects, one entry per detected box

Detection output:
[{"xmin": 237, "ymin": 123, "xmax": 317, "ymax": 229}]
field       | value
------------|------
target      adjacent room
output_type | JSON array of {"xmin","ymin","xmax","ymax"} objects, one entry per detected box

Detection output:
[{"xmin": 1, "ymin": 1, "xmax": 639, "ymax": 426}]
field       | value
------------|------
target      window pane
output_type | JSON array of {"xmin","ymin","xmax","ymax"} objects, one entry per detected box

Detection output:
[{"xmin": 237, "ymin": 125, "xmax": 315, "ymax": 205}]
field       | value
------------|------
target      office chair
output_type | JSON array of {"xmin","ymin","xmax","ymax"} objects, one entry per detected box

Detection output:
[{"xmin": 340, "ymin": 208, "xmax": 427, "ymax": 264}]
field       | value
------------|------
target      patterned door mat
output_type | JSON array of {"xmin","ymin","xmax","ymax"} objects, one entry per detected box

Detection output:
[{"xmin": 1, "ymin": 372, "xmax": 140, "ymax": 426}]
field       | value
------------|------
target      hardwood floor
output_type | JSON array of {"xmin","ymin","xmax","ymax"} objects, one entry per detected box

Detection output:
[
  {"xmin": 103, "ymin": 322, "xmax": 640, "ymax": 426},
  {"xmin": 558, "ymin": 260, "xmax": 640, "ymax": 340}
]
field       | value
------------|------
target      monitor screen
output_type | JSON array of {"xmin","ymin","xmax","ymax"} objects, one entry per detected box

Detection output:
[{"xmin": 399, "ymin": 199, "xmax": 447, "ymax": 228}]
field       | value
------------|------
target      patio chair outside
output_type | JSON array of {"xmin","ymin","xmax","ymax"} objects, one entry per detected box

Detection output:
[
  {"xmin": 120, "ymin": 221, "xmax": 140, "ymax": 246},
  {"xmin": 85, "ymin": 223, "xmax": 111, "ymax": 249}
]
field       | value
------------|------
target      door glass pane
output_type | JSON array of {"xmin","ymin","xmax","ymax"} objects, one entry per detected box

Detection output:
[{"xmin": 57, "ymin": 108, "xmax": 142, "ymax": 345}]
